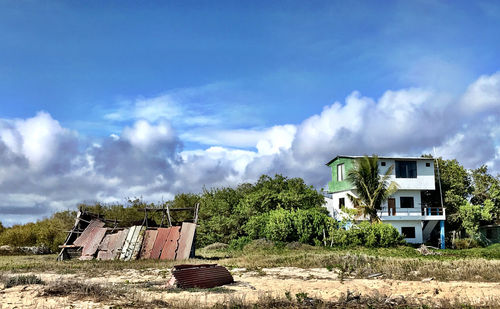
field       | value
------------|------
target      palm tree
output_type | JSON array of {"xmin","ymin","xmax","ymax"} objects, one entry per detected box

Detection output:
[{"xmin": 347, "ymin": 155, "xmax": 398, "ymax": 223}]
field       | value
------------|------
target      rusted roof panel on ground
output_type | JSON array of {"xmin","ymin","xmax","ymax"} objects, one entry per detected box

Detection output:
[
  {"xmin": 170, "ymin": 264, "xmax": 234, "ymax": 289},
  {"xmin": 80, "ymin": 227, "xmax": 107, "ymax": 259},
  {"xmin": 139, "ymin": 229, "xmax": 158, "ymax": 259},
  {"xmin": 130, "ymin": 226, "xmax": 146, "ymax": 260},
  {"xmin": 176, "ymin": 222, "xmax": 196, "ymax": 260},
  {"xmin": 150, "ymin": 227, "xmax": 171, "ymax": 259},
  {"xmin": 73, "ymin": 220, "xmax": 105, "ymax": 247},
  {"xmin": 160, "ymin": 226, "xmax": 181, "ymax": 260}
]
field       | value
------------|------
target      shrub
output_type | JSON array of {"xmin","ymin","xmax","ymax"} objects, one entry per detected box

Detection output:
[
  {"xmin": 328, "ymin": 222, "xmax": 405, "ymax": 248},
  {"xmin": 244, "ymin": 208, "xmax": 333, "ymax": 245},
  {"xmin": 452, "ymin": 238, "xmax": 481, "ymax": 249}
]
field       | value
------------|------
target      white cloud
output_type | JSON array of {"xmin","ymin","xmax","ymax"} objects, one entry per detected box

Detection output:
[
  {"xmin": 461, "ymin": 71, "xmax": 500, "ymax": 115},
  {"xmin": 1, "ymin": 72, "xmax": 500, "ymax": 225},
  {"xmin": 122, "ymin": 120, "xmax": 177, "ymax": 151}
]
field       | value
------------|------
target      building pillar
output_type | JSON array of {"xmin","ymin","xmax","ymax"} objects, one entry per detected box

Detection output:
[{"xmin": 440, "ymin": 220, "xmax": 445, "ymax": 249}]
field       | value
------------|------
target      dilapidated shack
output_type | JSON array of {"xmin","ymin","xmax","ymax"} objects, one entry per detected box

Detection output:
[{"xmin": 57, "ymin": 204, "xmax": 198, "ymax": 261}]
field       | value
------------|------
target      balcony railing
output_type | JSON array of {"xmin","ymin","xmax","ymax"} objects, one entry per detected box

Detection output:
[
  {"xmin": 378, "ymin": 207, "xmax": 445, "ymax": 218},
  {"xmin": 422, "ymin": 207, "xmax": 445, "ymax": 216}
]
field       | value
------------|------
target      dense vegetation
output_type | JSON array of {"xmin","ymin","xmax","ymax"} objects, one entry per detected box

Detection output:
[{"xmin": 0, "ymin": 156, "xmax": 499, "ymax": 252}]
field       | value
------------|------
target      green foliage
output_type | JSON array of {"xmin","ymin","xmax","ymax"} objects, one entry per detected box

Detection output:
[
  {"xmin": 228, "ymin": 236, "xmax": 252, "ymax": 251},
  {"xmin": 346, "ymin": 155, "xmax": 398, "ymax": 222},
  {"xmin": 0, "ymin": 221, "xmax": 4, "ymax": 235},
  {"xmin": 0, "ymin": 210, "xmax": 76, "ymax": 252},
  {"xmin": 197, "ymin": 174, "xmax": 326, "ymax": 247},
  {"xmin": 327, "ymin": 222, "xmax": 405, "ymax": 248},
  {"xmin": 421, "ymin": 156, "xmax": 500, "ymax": 240},
  {"xmin": 244, "ymin": 208, "xmax": 332, "ymax": 245},
  {"xmin": 457, "ymin": 200, "xmax": 493, "ymax": 240},
  {"xmin": 452, "ymin": 238, "xmax": 481, "ymax": 249}
]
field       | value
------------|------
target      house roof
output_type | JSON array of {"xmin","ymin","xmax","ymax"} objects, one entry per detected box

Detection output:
[{"xmin": 325, "ymin": 155, "xmax": 434, "ymax": 166}]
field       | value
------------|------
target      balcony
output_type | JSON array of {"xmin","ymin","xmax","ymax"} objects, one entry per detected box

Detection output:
[{"xmin": 378, "ymin": 207, "xmax": 445, "ymax": 221}]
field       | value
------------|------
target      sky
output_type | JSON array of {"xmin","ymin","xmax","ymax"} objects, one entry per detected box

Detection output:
[{"xmin": 1, "ymin": 1, "xmax": 500, "ymax": 226}]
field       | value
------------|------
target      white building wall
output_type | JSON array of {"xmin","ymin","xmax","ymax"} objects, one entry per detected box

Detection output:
[
  {"xmin": 381, "ymin": 190, "xmax": 422, "ymax": 214},
  {"xmin": 388, "ymin": 220, "xmax": 423, "ymax": 244},
  {"xmin": 378, "ymin": 159, "xmax": 435, "ymax": 190}
]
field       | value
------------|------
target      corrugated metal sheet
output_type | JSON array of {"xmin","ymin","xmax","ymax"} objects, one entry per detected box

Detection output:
[
  {"xmin": 96, "ymin": 233, "xmax": 113, "ymax": 260},
  {"xmin": 171, "ymin": 264, "xmax": 234, "ymax": 289},
  {"xmin": 160, "ymin": 226, "xmax": 181, "ymax": 260},
  {"xmin": 150, "ymin": 228, "xmax": 171, "ymax": 259},
  {"xmin": 176, "ymin": 222, "xmax": 196, "ymax": 260},
  {"xmin": 110, "ymin": 229, "xmax": 128, "ymax": 260},
  {"xmin": 119, "ymin": 226, "xmax": 137, "ymax": 260},
  {"xmin": 139, "ymin": 229, "xmax": 158, "ymax": 259},
  {"xmin": 130, "ymin": 226, "xmax": 146, "ymax": 260},
  {"xmin": 73, "ymin": 220, "xmax": 105, "ymax": 247},
  {"xmin": 80, "ymin": 227, "xmax": 107, "ymax": 259}
]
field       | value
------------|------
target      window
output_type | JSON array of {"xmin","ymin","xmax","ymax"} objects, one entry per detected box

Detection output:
[
  {"xmin": 400, "ymin": 197, "xmax": 414, "ymax": 208},
  {"xmin": 426, "ymin": 162, "xmax": 431, "ymax": 167},
  {"xmin": 401, "ymin": 227, "xmax": 416, "ymax": 238},
  {"xmin": 381, "ymin": 161, "xmax": 386, "ymax": 166},
  {"xmin": 337, "ymin": 163, "xmax": 345, "ymax": 181},
  {"xmin": 339, "ymin": 197, "xmax": 345, "ymax": 208},
  {"xmin": 395, "ymin": 161, "xmax": 417, "ymax": 178}
]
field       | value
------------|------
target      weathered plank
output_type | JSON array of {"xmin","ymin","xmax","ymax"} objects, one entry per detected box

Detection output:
[
  {"xmin": 130, "ymin": 226, "xmax": 146, "ymax": 260},
  {"xmin": 119, "ymin": 226, "xmax": 137, "ymax": 260},
  {"xmin": 176, "ymin": 223, "xmax": 196, "ymax": 260},
  {"xmin": 160, "ymin": 226, "xmax": 181, "ymax": 260}
]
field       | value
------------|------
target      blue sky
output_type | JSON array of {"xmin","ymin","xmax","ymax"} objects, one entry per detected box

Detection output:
[{"xmin": 1, "ymin": 1, "xmax": 500, "ymax": 225}]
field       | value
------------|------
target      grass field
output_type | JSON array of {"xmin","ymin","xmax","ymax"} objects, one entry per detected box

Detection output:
[{"xmin": 1, "ymin": 243, "xmax": 500, "ymax": 282}]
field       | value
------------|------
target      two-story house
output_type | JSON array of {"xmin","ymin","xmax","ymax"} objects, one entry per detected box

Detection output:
[{"xmin": 324, "ymin": 155, "xmax": 445, "ymax": 247}]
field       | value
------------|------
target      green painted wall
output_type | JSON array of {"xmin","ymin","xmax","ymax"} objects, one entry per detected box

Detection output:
[{"xmin": 327, "ymin": 157, "xmax": 355, "ymax": 193}]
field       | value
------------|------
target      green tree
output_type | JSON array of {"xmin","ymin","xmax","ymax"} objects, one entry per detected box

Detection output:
[
  {"xmin": 457, "ymin": 200, "xmax": 493, "ymax": 240},
  {"xmin": 0, "ymin": 221, "xmax": 4, "ymax": 235},
  {"xmin": 346, "ymin": 155, "xmax": 398, "ymax": 223}
]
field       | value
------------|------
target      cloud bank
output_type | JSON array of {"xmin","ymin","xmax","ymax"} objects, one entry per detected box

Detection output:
[{"xmin": 1, "ymin": 72, "xmax": 499, "ymax": 225}]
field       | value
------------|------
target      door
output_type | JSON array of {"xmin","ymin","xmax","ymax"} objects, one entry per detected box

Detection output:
[{"xmin": 388, "ymin": 198, "xmax": 396, "ymax": 216}]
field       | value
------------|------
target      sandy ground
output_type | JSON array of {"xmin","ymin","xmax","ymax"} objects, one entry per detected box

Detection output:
[{"xmin": 1, "ymin": 267, "xmax": 500, "ymax": 308}]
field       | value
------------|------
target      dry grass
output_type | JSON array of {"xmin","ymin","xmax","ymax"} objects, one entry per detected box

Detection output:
[
  {"xmin": 1, "ymin": 274, "xmax": 44, "ymax": 288},
  {"xmin": 0, "ymin": 244, "xmax": 499, "ymax": 283},
  {"xmin": 144, "ymin": 291, "xmax": 500, "ymax": 309}
]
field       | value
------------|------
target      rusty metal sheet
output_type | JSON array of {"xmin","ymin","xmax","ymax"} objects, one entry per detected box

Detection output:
[
  {"xmin": 160, "ymin": 226, "xmax": 181, "ymax": 260},
  {"xmin": 80, "ymin": 227, "xmax": 107, "ymax": 259},
  {"xmin": 176, "ymin": 222, "xmax": 196, "ymax": 260},
  {"xmin": 96, "ymin": 233, "xmax": 113, "ymax": 260},
  {"xmin": 150, "ymin": 228, "xmax": 171, "ymax": 259},
  {"xmin": 110, "ymin": 229, "xmax": 128, "ymax": 260},
  {"xmin": 139, "ymin": 230, "xmax": 158, "ymax": 259},
  {"xmin": 73, "ymin": 220, "xmax": 105, "ymax": 247},
  {"xmin": 130, "ymin": 226, "xmax": 146, "ymax": 260},
  {"xmin": 170, "ymin": 264, "xmax": 234, "ymax": 288}
]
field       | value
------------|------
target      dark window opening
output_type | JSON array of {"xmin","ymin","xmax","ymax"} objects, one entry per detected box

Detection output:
[
  {"xmin": 396, "ymin": 161, "xmax": 417, "ymax": 178},
  {"xmin": 401, "ymin": 227, "xmax": 416, "ymax": 238},
  {"xmin": 426, "ymin": 162, "xmax": 431, "ymax": 167},
  {"xmin": 400, "ymin": 197, "xmax": 414, "ymax": 208},
  {"xmin": 486, "ymin": 229, "xmax": 493, "ymax": 239},
  {"xmin": 339, "ymin": 198, "xmax": 345, "ymax": 209},
  {"xmin": 381, "ymin": 161, "xmax": 386, "ymax": 166}
]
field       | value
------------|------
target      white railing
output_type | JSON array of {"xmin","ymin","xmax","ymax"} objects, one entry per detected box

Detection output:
[{"xmin": 378, "ymin": 207, "xmax": 445, "ymax": 218}]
